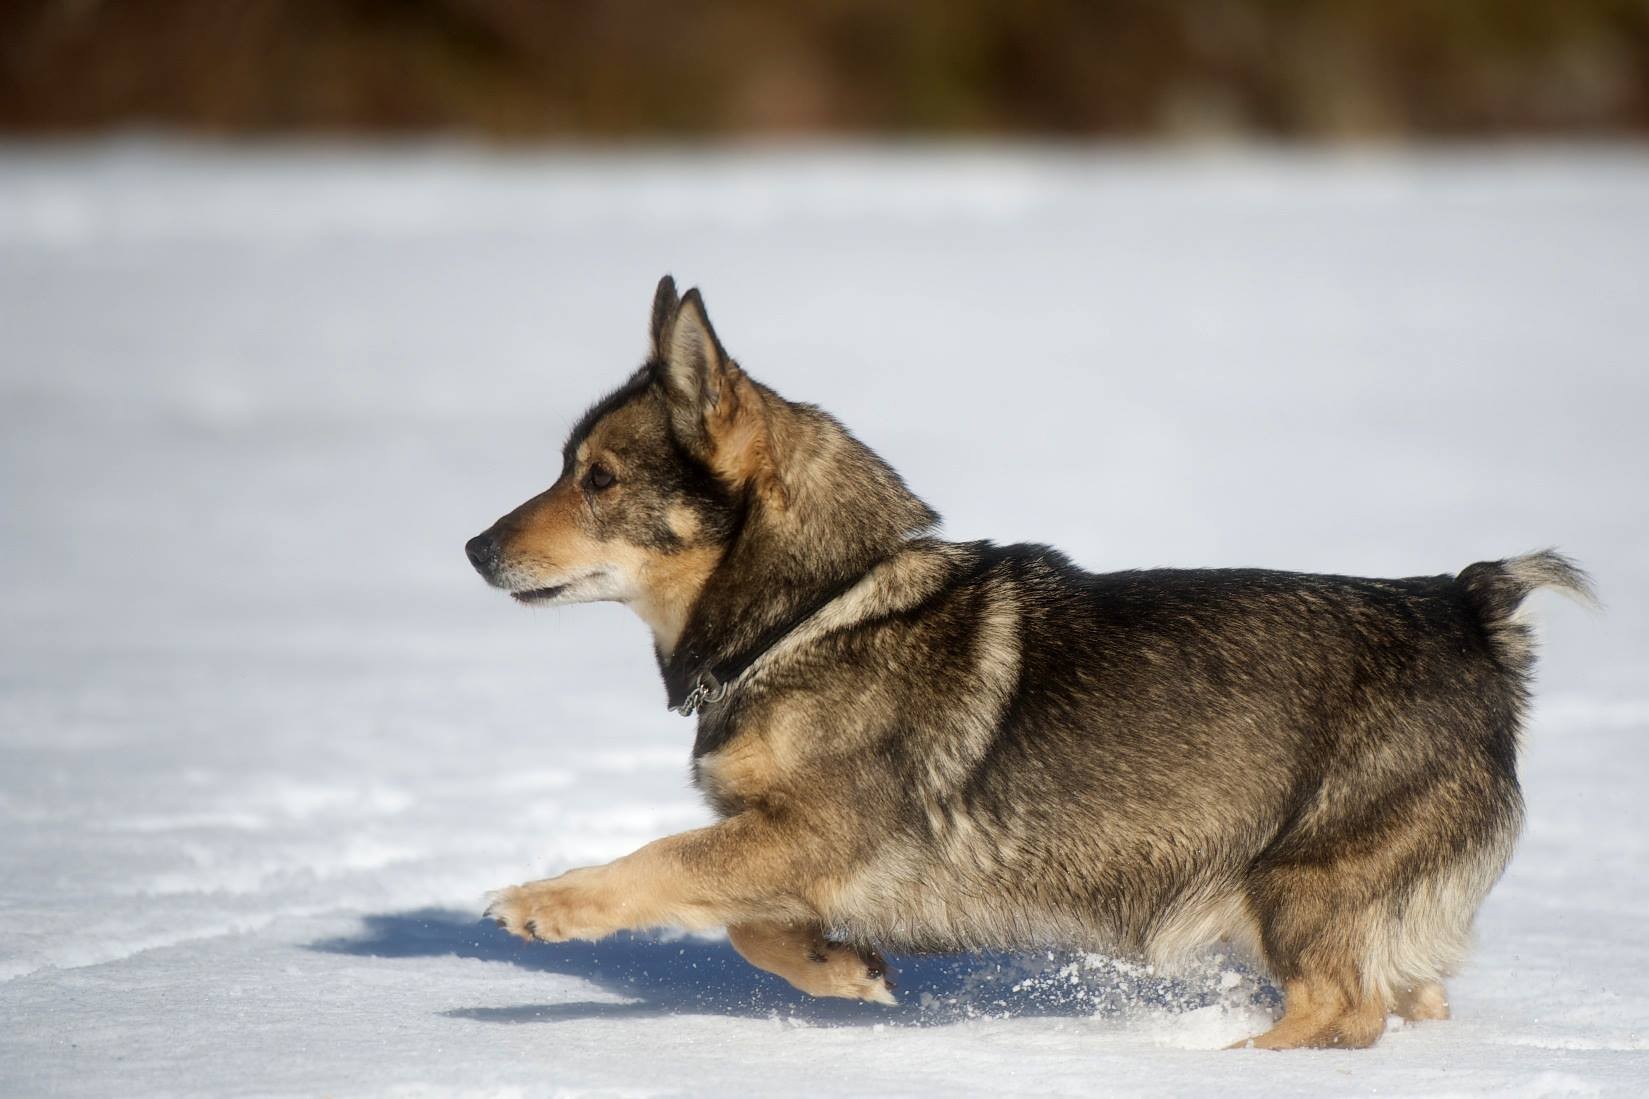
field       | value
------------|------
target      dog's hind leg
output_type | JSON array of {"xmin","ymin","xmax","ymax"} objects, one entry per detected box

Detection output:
[
  {"xmin": 1232, "ymin": 864, "xmax": 1390, "ymax": 1050},
  {"xmin": 727, "ymin": 921, "xmax": 897, "ymax": 1004},
  {"xmin": 1231, "ymin": 971, "xmax": 1387, "ymax": 1050},
  {"xmin": 1232, "ymin": 833, "xmax": 1499, "ymax": 1046},
  {"xmin": 1392, "ymin": 980, "xmax": 1450, "ymax": 1022}
]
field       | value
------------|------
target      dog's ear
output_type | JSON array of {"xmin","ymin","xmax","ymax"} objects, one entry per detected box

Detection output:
[
  {"xmin": 661, "ymin": 288, "xmax": 787, "ymax": 505},
  {"xmin": 648, "ymin": 275, "xmax": 679, "ymax": 361},
  {"xmin": 661, "ymin": 288, "xmax": 726, "ymax": 418}
]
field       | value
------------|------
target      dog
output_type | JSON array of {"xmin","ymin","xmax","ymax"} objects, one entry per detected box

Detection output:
[{"xmin": 465, "ymin": 276, "xmax": 1591, "ymax": 1049}]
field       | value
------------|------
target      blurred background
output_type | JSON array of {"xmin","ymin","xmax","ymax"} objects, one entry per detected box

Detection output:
[
  {"xmin": 4, "ymin": 7, "xmax": 1649, "ymax": 1095},
  {"xmin": 4, "ymin": 0, "xmax": 1649, "ymax": 139}
]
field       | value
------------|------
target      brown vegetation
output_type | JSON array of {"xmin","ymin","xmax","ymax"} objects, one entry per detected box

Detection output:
[{"xmin": 5, "ymin": 1, "xmax": 1645, "ymax": 138}]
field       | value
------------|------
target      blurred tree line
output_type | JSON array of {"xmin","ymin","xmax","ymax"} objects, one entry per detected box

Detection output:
[{"xmin": 3, "ymin": 0, "xmax": 1647, "ymax": 139}]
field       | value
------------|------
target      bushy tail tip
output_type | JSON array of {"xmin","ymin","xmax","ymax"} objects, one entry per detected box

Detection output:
[{"xmin": 1458, "ymin": 549, "xmax": 1598, "ymax": 625}]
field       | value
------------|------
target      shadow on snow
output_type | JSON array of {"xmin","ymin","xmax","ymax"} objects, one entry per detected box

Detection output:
[{"xmin": 309, "ymin": 908, "xmax": 1278, "ymax": 1027}]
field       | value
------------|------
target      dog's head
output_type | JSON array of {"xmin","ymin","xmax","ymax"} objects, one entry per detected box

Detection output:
[
  {"xmin": 466, "ymin": 276, "xmax": 937, "ymax": 656},
  {"xmin": 465, "ymin": 277, "xmax": 782, "ymax": 651}
]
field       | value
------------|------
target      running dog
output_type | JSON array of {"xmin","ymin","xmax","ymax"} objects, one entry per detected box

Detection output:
[{"xmin": 466, "ymin": 276, "xmax": 1590, "ymax": 1049}]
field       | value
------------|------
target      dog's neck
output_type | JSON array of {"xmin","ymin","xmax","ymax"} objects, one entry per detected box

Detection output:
[
  {"xmin": 657, "ymin": 403, "xmax": 938, "ymax": 709},
  {"xmin": 660, "ymin": 517, "xmax": 876, "ymax": 706}
]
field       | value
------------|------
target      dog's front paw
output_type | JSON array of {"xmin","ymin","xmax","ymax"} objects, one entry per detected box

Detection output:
[
  {"xmin": 801, "ymin": 940, "xmax": 899, "ymax": 1005},
  {"xmin": 484, "ymin": 869, "xmax": 615, "ymax": 943}
]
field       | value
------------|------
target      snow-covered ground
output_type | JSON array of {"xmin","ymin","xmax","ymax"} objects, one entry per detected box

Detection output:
[{"xmin": 2, "ymin": 143, "xmax": 1646, "ymax": 1097}]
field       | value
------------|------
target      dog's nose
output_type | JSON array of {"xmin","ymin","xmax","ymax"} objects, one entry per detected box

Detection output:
[{"xmin": 465, "ymin": 532, "xmax": 500, "ymax": 577}]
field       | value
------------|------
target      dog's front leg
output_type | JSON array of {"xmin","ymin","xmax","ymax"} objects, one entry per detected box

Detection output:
[
  {"xmin": 486, "ymin": 812, "xmax": 813, "ymax": 942},
  {"xmin": 726, "ymin": 921, "xmax": 897, "ymax": 1004}
]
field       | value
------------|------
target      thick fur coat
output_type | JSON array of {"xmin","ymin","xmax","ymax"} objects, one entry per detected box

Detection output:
[{"xmin": 466, "ymin": 277, "xmax": 1591, "ymax": 1048}]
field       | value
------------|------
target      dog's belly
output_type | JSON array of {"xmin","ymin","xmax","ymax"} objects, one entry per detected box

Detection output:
[
  {"xmin": 821, "ymin": 859, "xmax": 1259, "ymax": 961},
  {"xmin": 811, "ymin": 788, "xmax": 1274, "ymax": 958}
]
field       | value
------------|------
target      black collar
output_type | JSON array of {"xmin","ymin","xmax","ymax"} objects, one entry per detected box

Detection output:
[{"xmin": 666, "ymin": 574, "xmax": 863, "ymax": 717}]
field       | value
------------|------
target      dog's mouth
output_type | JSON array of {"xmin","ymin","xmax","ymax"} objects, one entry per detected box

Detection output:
[
  {"xmin": 510, "ymin": 585, "xmax": 569, "ymax": 604},
  {"xmin": 504, "ymin": 567, "xmax": 610, "ymax": 605}
]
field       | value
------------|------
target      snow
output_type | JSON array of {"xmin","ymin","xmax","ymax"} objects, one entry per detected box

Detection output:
[{"xmin": 2, "ymin": 141, "xmax": 1647, "ymax": 1097}]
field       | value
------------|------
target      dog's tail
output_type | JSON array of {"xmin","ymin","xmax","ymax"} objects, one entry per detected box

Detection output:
[{"xmin": 1457, "ymin": 549, "xmax": 1596, "ymax": 671}]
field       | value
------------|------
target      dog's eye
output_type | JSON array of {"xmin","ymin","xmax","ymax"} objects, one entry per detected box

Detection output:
[{"xmin": 584, "ymin": 463, "xmax": 616, "ymax": 491}]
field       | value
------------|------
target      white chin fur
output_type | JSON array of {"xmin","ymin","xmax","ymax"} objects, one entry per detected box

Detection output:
[{"xmin": 511, "ymin": 569, "xmax": 630, "ymax": 606}]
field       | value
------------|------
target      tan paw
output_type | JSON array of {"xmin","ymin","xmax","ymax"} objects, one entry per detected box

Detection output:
[
  {"xmin": 484, "ymin": 869, "xmax": 613, "ymax": 943},
  {"xmin": 800, "ymin": 940, "xmax": 898, "ymax": 1005},
  {"xmin": 1394, "ymin": 981, "xmax": 1450, "ymax": 1022}
]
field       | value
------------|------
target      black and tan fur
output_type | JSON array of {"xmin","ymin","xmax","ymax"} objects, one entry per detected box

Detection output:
[{"xmin": 465, "ymin": 277, "xmax": 1591, "ymax": 1048}]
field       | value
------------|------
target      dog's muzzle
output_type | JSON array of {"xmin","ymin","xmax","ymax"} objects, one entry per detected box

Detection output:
[{"xmin": 465, "ymin": 531, "xmax": 502, "ymax": 583}]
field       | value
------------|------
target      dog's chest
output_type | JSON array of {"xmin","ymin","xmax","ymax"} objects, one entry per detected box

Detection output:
[{"xmin": 692, "ymin": 729, "xmax": 785, "ymax": 815}]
